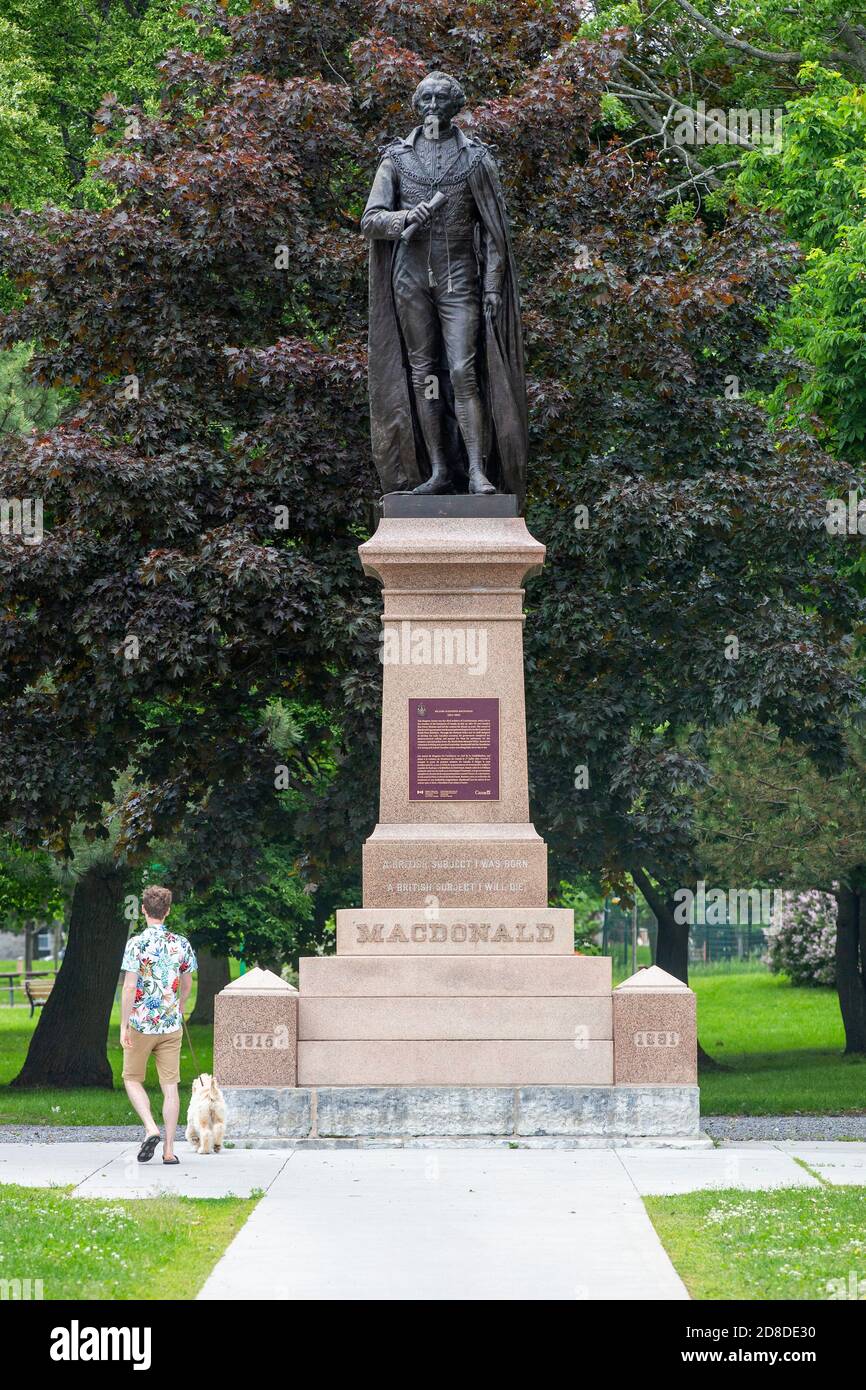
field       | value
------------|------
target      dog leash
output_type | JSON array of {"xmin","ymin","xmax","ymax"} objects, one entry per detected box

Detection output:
[{"xmin": 182, "ymin": 1014, "xmax": 205, "ymax": 1081}]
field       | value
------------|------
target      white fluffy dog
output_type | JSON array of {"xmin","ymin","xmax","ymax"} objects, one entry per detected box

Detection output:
[{"xmin": 185, "ymin": 1073, "xmax": 226, "ymax": 1155}]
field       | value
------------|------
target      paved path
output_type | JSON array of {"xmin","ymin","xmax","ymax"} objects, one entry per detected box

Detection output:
[
  {"xmin": 2, "ymin": 1138, "xmax": 855, "ymax": 1195},
  {"xmin": 618, "ymin": 1142, "xmax": 821, "ymax": 1195},
  {"xmin": 3, "ymin": 1141, "xmax": 864, "ymax": 1301},
  {"xmin": 198, "ymin": 1149, "xmax": 689, "ymax": 1301},
  {"xmin": 0, "ymin": 1141, "xmax": 290, "ymax": 1198}
]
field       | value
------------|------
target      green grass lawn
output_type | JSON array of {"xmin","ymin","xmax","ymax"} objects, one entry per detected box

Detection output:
[
  {"xmin": 0, "ymin": 1184, "xmax": 256, "ymax": 1299},
  {"xmin": 647, "ymin": 1185, "xmax": 866, "ymax": 1299},
  {"xmin": 0, "ymin": 1004, "xmax": 213, "ymax": 1126},
  {"xmin": 694, "ymin": 971, "xmax": 866, "ymax": 1115}
]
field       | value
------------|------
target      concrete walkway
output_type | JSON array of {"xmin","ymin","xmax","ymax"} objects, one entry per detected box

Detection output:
[
  {"xmin": 2, "ymin": 1141, "xmax": 864, "ymax": 1301},
  {"xmin": 198, "ymin": 1149, "xmax": 690, "ymax": 1300},
  {"xmin": 0, "ymin": 1141, "xmax": 291, "ymax": 1198}
]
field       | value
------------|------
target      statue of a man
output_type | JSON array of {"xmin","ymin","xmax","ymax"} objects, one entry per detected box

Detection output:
[{"xmin": 361, "ymin": 71, "xmax": 528, "ymax": 503}]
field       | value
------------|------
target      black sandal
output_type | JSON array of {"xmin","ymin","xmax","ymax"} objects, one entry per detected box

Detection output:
[
  {"xmin": 137, "ymin": 1134, "xmax": 160, "ymax": 1163},
  {"xmin": 162, "ymin": 1155, "xmax": 179, "ymax": 1165}
]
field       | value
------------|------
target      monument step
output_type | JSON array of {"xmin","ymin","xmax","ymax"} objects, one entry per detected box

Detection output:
[
  {"xmin": 336, "ymin": 907, "xmax": 574, "ymax": 954},
  {"xmin": 297, "ymin": 1040, "xmax": 613, "ymax": 1087},
  {"xmin": 299, "ymin": 954, "xmax": 611, "ymax": 997},
  {"xmin": 298, "ymin": 995, "xmax": 611, "ymax": 1041}
]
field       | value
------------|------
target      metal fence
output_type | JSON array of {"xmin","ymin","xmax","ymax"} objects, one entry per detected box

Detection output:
[{"xmin": 600, "ymin": 902, "xmax": 770, "ymax": 976}]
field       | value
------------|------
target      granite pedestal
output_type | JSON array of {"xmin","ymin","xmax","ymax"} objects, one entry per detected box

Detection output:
[
  {"xmin": 214, "ymin": 501, "xmax": 701, "ymax": 1144},
  {"xmin": 213, "ymin": 967, "xmax": 298, "ymax": 1088}
]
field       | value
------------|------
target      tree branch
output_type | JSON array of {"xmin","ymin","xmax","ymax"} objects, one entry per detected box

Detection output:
[
  {"xmin": 658, "ymin": 159, "xmax": 740, "ymax": 200},
  {"xmin": 671, "ymin": 0, "xmax": 866, "ymax": 78},
  {"xmin": 624, "ymin": 95, "xmax": 724, "ymax": 187},
  {"xmin": 671, "ymin": 0, "xmax": 802, "ymax": 64},
  {"xmin": 632, "ymin": 865, "xmax": 672, "ymax": 921},
  {"xmin": 836, "ymin": 20, "xmax": 866, "ymax": 78}
]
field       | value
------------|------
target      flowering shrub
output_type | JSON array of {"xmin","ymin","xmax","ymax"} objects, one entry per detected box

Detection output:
[{"xmin": 766, "ymin": 891, "xmax": 836, "ymax": 986}]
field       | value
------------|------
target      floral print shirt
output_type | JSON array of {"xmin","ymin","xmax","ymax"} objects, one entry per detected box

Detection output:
[{"xmin": 121, "ymin": 924, "xmax": 197, "ymax": 1034}]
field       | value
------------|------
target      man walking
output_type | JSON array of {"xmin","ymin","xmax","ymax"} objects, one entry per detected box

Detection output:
[{"xmin": 120, "ymin": 885, "xmax": 197, "ymax": 1163}]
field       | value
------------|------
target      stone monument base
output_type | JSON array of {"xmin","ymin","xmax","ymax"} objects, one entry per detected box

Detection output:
[{"xmin": 220, "ymin": 1084, "xmax": 710, "ymax": 1149}]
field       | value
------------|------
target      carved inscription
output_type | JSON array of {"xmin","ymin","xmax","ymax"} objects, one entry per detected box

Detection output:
[{"xmin": 355, "ymin": 921, "xmax": 556, "ymax": 946}]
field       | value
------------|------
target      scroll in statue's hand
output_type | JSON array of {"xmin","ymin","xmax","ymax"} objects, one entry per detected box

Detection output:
[{"xmin": 406, "ymin": 201, "xmax": 435, "ymax": 228}]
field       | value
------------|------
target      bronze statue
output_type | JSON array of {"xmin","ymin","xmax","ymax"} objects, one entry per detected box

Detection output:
[{"xmin": 362, "ymin": 72, "xmax": 528, "ymax": 503}]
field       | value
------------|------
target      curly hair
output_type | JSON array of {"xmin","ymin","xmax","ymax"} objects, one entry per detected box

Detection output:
[
  {"xmin": 412, "ymin": 71, "xmax": 466, "ymax": 114},
  {"xmin": 142, "ymin": 884, "xmax": 173, "ymax": 920}
]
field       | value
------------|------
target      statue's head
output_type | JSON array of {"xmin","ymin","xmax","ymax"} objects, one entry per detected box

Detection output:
[{"xmin": 412, "ymin": 71, "xmax": 465, "ymax": 130}]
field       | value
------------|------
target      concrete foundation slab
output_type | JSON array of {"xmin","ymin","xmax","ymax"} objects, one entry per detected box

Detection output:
[{"xmin": 222, "ymin": 1084, "xmax": 701, "ymax": 1144}]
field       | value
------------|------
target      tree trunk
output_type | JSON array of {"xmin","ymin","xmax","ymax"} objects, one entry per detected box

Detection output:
[
  {"xmin": 12, "ymin": 859, "xmax": 129, "ymax": 1089},
  {"xmin": 632, "ymin": 868, "xmax": 690, "ymax": 981},
  {"xmin": 633, "ymin": 867, "xmax": 725, "ymax": 1072},
  {"xmin": 189, "ymin": 946, "xmax": 230, "ymax": 1025},
  {"xmin": 833, "ymin": 885, "xmax": 866, "ymax": 1055},
  {"xmin": 255, "ymin": 954, "xmax": 283, "ymax": 977}
]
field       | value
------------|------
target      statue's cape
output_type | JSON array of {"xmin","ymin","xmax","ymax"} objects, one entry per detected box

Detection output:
[{"xmin": 367, "ymin": 128, "xmax": 528, "ymax": 505}]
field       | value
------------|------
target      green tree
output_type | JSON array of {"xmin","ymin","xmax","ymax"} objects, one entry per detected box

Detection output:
[
  {"xmin": 0, "ymin": 343, "xmax": 66, "ymax": 434},
  {"xmin": 738, "ymin": 67, "xmax": 866, "ymax": 461},
  {"xmin": 12, "ymin": 848, "xmax": 128, "ymax": 1087},
  {"xmin": 0, "ymin": 14, "xmax": 67, "ymax": 206},
  {"xmin": 0, "ymin": 0, "xmax": 236, "ymax": 204},
  {"xmin": 0, "ymin": 836, "xmax": 65, "ymax": 924},
  {"xmin": 580, "ymin": 6, "xmax": 866, "ymax": 460}
]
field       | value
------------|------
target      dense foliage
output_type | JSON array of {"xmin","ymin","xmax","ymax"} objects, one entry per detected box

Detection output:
[{"xmin": 1, "ymin": 0, "xmax": 865, "ymax": 1077}]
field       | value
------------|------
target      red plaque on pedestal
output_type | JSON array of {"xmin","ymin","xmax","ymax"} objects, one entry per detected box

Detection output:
[{"xmin": 408, "ymin": 698, "xmax": 500, "ymax": 801}]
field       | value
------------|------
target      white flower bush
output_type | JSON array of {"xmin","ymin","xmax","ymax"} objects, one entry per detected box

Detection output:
[{"xmin": 766, "ymin": 890, "xmax": 836, "ymax": 986}]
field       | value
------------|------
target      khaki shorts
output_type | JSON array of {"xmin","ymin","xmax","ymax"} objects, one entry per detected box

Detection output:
[{"xmin": 123, "ymin": 1027, "xmax": 182, "ymax": 1086}]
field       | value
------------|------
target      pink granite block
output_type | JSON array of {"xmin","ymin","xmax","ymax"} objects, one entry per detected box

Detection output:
[
  {"xmin": 362, "ymin": 822, "xmax": 548, "ymax": 908},
  {"xmin": 335, "ymin": 907, "xmax": 574, "ymax": 955},
  {"xmin": 298, "ymin": 995, "xmax": 612, "ymax": 1041},
  {"xmin": 297, "ymin": 1039, "xmax": 613, "ymax": 1086},
  {"xmin": 213, "ymin": 968, "xmax": 298, "ymax": 1088},
  {"xmin": 613, "ymin": 967, "xmax": 697, "ymax": 1085},
  {"xmin": 358, "ymin": 517, "xmax": 545, "ymax": 828},
  {"xmin": 299, "ymin": 954, "xmax": 612, "ymax": 997}
]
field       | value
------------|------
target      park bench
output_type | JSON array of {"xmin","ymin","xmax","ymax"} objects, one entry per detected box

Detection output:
[{"xmin": 24, "ymin": 977, "xmax": 54, "ymax": 1016}]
